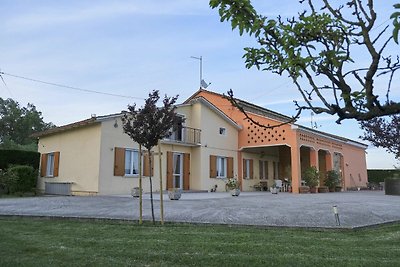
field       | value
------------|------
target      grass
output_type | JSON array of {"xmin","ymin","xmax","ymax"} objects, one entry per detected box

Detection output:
[{"xmin": 0, "ymin": 217, "xmax": 399, "ymax": 267}]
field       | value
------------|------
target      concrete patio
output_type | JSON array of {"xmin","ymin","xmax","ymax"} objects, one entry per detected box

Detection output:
[{"xmin": 0, "ymin": 191, "xmax": 399, "ymax": 228}]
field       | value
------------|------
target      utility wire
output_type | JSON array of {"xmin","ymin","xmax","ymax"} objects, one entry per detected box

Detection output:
[
  {"xmin": 0, "ymin": 71, "xmax": 145, "ymax": 100},
  {"xmin": 0, "ymin": 70, "xmax": 13, "ymax": 97}
]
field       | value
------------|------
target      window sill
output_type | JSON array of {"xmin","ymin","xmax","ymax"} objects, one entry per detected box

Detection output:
[{"xmin": 124, "ymin": 175, "xmax": 139, "ymax": 178}]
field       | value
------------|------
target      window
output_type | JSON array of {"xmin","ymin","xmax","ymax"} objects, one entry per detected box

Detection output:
[
  {"xmin": 244, "ymin": 159, "xmax": 250, "ymax": 179},
  {"xmin": 114, "ymin": 147, "xmax": 152, "ymax": 177},
  {"xmin": 40, "ymin": 152, "xmax": 60, "ymax": 177},
  {"xmin": 273, "ymin": 161, "xmax": 279, "ymax": 179},
  {"xmin": 210, "ymin": 155, "xmax": 233, "ymax": 178},
  {"xmin": 219, "ymin": 127, "xmax": 226, "ymax": 136},
  {"xmin": 46, "ymin": 153, "xmax": 55, "ymax": 177},
  {"xmin": 259, "ymin": 160, "xmax": 269, "ymax": 180},
  {"xmin": 243, "ymin": 159, "xmax": 253, "ymax": 179},
  {"xmin": 125, "ymin": 149, "xmax": 139, "ymax": 176},
  {"xmin": 216, "ymin": 156, "xmax": 227, "ymax": 178}
]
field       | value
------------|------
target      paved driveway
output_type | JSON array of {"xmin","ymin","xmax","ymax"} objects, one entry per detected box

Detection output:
[{"xmin": 0, "ymin": 191, "xmax": 399, "ymax": 228}]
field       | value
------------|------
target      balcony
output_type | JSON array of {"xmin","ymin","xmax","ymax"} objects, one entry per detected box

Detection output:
[{"xmin": 163, "ymin": 126, "xmax": 201, "ymax": 146}]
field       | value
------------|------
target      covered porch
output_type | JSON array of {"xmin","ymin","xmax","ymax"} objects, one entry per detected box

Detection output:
[{"xmin": 239, "ymin": 144, "xmax": 344, "ymax": 193}]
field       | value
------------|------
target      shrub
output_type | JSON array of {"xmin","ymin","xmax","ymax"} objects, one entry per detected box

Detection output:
[
  {"xmin": 0, "ymin": 150, "xmax": 40, "ymax": 170},
  {"xmin": 303, "ymin": 166, "xmax": 319, "ymax": 188},
  {"xmin": 4, "ymin": 165, "xmax": 37, "ymax": 194},
  {"xmin": 368, "ymin": 169, "xmax": 400, "ymax": 183},
  {"xmin": 325, "ymin": 170, "xmax": 341, "ymax": 190}
]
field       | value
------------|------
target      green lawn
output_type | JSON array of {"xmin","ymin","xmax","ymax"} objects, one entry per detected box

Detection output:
[{"xmin": 0, "ymin": 218, "xmax": 399, "ymax": 267}]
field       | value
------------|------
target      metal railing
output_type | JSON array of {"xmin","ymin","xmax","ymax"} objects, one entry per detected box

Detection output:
[{"xmin": 164, "ymin": 126, "xmax": 201, "ymax": 145}]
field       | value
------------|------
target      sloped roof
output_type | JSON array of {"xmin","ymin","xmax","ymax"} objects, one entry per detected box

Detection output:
[
  {"xmin": 32, "ymin": 113, "xmax": 122, "ymax": 138},
  {"xmin": 184, "ymin": 89, "xmax": 367, "ymax": 148}
]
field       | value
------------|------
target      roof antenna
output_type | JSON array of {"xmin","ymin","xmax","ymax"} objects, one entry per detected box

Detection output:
[{"xmin": 190, "ymin": 56, "xmax": 203, "ymax": 88}]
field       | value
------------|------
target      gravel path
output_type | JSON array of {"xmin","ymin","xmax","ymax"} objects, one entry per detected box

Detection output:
[{"xmin": 0, "ymin": 191, "xmax": 399, "ymax": 228}]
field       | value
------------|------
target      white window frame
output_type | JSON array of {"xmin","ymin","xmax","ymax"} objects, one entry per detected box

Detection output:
[
  {"xmin": 46, "ymin": 153, "xmax": 55, "ymax": 177},
  {"xmin": 219, "ymin": 127, "xmax": 226, "ymax": 136},
  {"xmin": 244, "ymin": 159, "xmax": 251, "ymax": 179},
  {"xmin": 259, "ymin": 160, "xmax": 269, "ymax": 180},
  {"xmin": 216, "ymin": 156, "xmax": 227, "ymax": 178},
  {"xmin": 124, "ymin": 149, "xmax": 140, "ymax": 177}
]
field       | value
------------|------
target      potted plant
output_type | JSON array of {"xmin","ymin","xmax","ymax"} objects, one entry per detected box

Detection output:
[
  {"xmin": 325, "ymin": 170, "xmax": 341, "ymax": 192},
  {"xmin": 168, "ymin": 188, "xmax": 182, "ymax": 200},
  {"xmin": 226, "ymin": 178, "xmax": 240, "ymax": 196},
  {"xmin": 303, "ymin": 166, "xmax": 319, "ymax": 193}
]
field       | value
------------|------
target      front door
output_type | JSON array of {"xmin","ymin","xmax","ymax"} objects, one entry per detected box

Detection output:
[{"xmin": 173, "ymin": 153, "xmax": 183, "ymax": 189}]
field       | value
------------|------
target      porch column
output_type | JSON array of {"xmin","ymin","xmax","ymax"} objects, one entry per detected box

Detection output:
[
  {"xmin": 310, "ymin": 148, "xmax": 318, "ymax": 169},
  {"xmin": 290, "ymin": 145, "xmax": 301, "ymax": 194},
  {"xmin": 325, "ymin": 152, "xmax": 333, "ymax": 171},
  {"xmin": 237, "ymin": 151, "xmax": 243, "ymax": 191}
]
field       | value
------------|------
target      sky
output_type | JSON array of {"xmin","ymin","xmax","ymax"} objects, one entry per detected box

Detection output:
[{"xmin": 0, "ymin": 0, "xmax": 399, "ymax": 169}]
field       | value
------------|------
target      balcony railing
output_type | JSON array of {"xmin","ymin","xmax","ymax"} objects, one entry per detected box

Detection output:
[{"xmin": 164, "ymin": 126, "xmax": 201, "ymax": 146}]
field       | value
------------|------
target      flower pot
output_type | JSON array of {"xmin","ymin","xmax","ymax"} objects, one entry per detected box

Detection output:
[
  {"xmin": 131, "ymin": 187, "xmax": 142, "ymax": 198},
  {"xmin": 310, "ymin": 187, "xmax": 318, "ymax": 193},
  {"xmin": 168, "ymin": 189, "xmax": 182, "ymax": 200},
  {"xmin": 318, "ymin": 186, "xmax": 329, "ymax": 193},
  {"xmin": 299, "ymin": 186, "xmax": 310, "ymax": 193},
  {"xmin": 230, "ymin": 188, "xmax": 240, "ymax": 196}
]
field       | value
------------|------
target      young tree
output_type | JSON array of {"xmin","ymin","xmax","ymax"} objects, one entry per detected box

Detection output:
[
  {"xmin": 122, "ymin": 90, "xmax": 182, "ymax": 224},
  {"xmin": 0, "ymin": 98, "xmax": 55, "ymax": 150},
  {"xmin": 210, "ymin": 0, "xmax": 400, "ymax": 125},
  {"xmin": 360, "ymin": 115, "xmax": 400, "ymax": 160}
]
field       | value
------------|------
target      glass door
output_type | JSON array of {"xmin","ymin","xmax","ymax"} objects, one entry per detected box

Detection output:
[{"xmin": 173, "ymin": 153, "xmax": 183, "ymax": 189}]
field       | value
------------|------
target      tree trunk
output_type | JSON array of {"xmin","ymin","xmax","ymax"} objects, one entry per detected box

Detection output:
[
  {"xmin": 139, "ymin": 145, "xmax": 143, "ymax": 224},
  {"xmin": 148, "ymin": 149, "xmax": 155, "ymax": 224}
]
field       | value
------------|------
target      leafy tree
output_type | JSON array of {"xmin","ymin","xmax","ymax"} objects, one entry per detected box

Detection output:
[
  {"xmin": 210, "ymin": 0, "xmax": 400, "ymax": 125},
  {"xmin": 122, "ymin": 90, "xmax": 182, "ymax": 224},
  {"xmin": 360, "ymin": 114, "xmax": 400, "ymax": 160},
  {"xmin": 0, "ymin": 98, "xmax": 55, "ymax": 151}
]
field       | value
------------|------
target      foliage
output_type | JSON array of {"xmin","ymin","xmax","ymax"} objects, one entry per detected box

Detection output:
[
  {"xmin": 0, "ymin": 98, "xmax": 55, "ymax": 151},
  {"xmin": 325, "ymin": 170, "xmax": 341, "ymax": 189},
  {"xmin": 0, "ymin": 149, "xmax": 40, "ymax": 170},
  {"xmin": 122, "ymin": 90, "xmax": 181, "ymax": 152},
  {"xmin": 303, "ymin": 166, "xmax": 320, "ymax": 187},
  {"xmin": 368, "ymin": 169, "xmax": 400, "ymax": 183},
  {"xmin": 1, "ymin": 218, "xmax": 400, "ymax": 266},
  {"xmin": 392, "ymin": 4, "xmax": 400, "ymax": 43},
  {"xmin": 122, "ymin": 90, "xmax": 182, "ymax": 224},
  {"xmin": 360, "ymin": 114, "xmax": 400, "ymax": 160},
  {"xmin": 226, "ymin": 178, "xmax": 240, "ymax": 189},
  {"xmin": 210, "ymin": 0, "xmax": 400, "ymax": 124},
  {"xmin": 1, "ymin": 165, "xmax": 37, "ymax": 194}
]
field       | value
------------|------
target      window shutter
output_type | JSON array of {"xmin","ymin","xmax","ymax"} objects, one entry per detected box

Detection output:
[
  {"xmin": 143, "ymin": 152, "xmax": 154, "ymax": 177},
  {"xmin": 243, "ymin": 159, "xmax": 247, "ymax": 178},
  {"xmin": 40, "ymin": 154, "xmax": 48, "ymax": 177},
  {"xmin": 114, "ymin": 147, "xmax": 125, "ymax": 176},
  {"xmin": 209, "ymin": 155, "xmax": 217, "ymax": 178},
  {"xmin": 53, "ymin": 152, "xmax": 60, "ymax": 177},
  {"xmin": 183, "ymin": 153, "xmax": 190, "ymax": 190},
  {"xmin": 227, "ymin": 157, "xmax": 234, "ymax": 178},
  {"xmin": 249, "ymin": 159, "xmax": 254, "ymax": 179},
  {"xmin": 166, "ymin": 151, "xmax": 173, "ymax": 189}
]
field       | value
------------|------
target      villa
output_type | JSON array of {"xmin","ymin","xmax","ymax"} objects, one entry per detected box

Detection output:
[{"xmin": 34, "ymin": 89, "xmax": 368, "ymax": 195}]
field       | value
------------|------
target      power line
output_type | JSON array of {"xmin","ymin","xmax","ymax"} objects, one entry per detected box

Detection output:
[{"xmin": 0, "ymin": 71, "xmax": 145, "ymax": 100}]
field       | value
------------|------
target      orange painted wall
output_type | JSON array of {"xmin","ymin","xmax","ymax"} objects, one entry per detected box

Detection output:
[{"xmin": 191, "ymin": 90, "xmax": 367, "ymax": 191}]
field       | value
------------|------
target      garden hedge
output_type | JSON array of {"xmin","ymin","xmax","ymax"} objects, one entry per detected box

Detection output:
[
  {"xmin": 367, "ymin": 169, "xmax": 400, "ymax": 183},
  {"xmin": 0, "ymin": 149, "xmax": 40, "ymax": 170}
]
